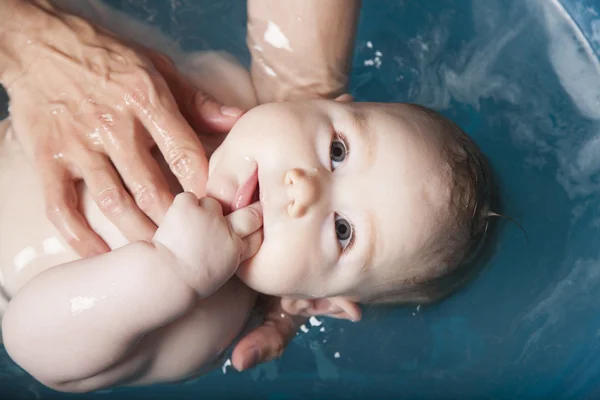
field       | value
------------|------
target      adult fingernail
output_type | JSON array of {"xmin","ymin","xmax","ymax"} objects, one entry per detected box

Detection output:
[
  {"xmin": 241, "ymin": 347, "xmax": 261, "ymax": 371},
  {"xmin": 220, "ymin": 106, "xmax": 244, "ymax": 118}
]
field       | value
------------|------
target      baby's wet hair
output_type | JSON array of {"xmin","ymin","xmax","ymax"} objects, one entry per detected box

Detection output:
[{"xmin": 365, "ymin": 103, "xmax": 497, "ymax": 305}]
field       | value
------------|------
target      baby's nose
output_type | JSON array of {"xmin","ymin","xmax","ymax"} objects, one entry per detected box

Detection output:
[{"xmin": 285, "ymin": 168, "xmax": 320, "ymax": 218}]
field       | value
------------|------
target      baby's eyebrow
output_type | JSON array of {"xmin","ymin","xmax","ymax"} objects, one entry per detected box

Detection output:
[
  {"xmin": 360, "ymin": 210, "xmax": 377, "ymax": 273},
  {"xmin": 351, "ymin": 110, "xmax": 375, "ymax": 167}
]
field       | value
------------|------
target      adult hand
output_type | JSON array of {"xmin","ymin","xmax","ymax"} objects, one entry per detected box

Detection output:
[
  {"xmin": 3, "ymin": 0, "xmax": 244, "ymax": 257},
  {"xmin": 231, "ymin": 296, "xmax": 306, "ymax": 371}
]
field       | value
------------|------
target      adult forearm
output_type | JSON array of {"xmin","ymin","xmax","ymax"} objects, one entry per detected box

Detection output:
[
  {"xmin": 0, "ymin": 0, "xmax": 31, "ymax": 82},
  {"xmin": 247, "ymin": 0, "xmax": 361, "ymax": 103}
]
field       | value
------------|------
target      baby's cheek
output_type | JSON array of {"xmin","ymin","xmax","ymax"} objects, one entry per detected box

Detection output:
[{"xmin": 263, "ymin": 242, "xmax": 312, "ymax": 290}]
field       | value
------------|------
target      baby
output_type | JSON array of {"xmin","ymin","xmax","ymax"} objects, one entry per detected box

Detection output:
[
  {"xmin": 0, "ymin": 2, "xmax": 494, "ymax": 395},
  {"xmin": 0, "ymin": 95, "xmax": 493, "ymax": 393}
]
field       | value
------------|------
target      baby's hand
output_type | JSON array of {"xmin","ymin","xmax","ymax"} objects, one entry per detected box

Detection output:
[{"xmin": 153, "ymin": 192, "xmax": 263, "ymax": 297}]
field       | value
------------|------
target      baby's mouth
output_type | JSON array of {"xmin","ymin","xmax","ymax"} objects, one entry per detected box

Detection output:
[
  {"xmin": 231, "ymin": 167, "xmax": 260, "ymax": 212},
  {"xmin": 251, "ymin": 181, "xmax": 260, "ymax": 204}
]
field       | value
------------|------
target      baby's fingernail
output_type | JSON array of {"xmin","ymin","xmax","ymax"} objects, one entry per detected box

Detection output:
[
  {"xmin": 220, "ymin": 106, "xmax": 244, "ymax": 118},
  {"xmin": 240, "ymin": 347, "xmax": 260, "ymax": 371}
]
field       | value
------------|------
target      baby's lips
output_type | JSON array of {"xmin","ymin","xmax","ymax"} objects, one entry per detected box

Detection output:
[{"xmin": 231, "ymin": 167, "xmax": 259, "ymax": 213}]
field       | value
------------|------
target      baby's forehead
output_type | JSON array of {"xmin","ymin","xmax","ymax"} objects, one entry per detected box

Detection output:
[{"xmin": 352, "ymin": 103, "xmax": 454, "ymax": 283}]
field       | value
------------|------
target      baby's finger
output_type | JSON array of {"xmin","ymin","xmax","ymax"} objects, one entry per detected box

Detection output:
[
  {"xmin": 197, "ymin": 196, "xmax": 223, "ymax": 215},
  {"xmin": 240, "ymin": 229, "xmax": 263, "ymax": 261},
  {"xmin": 226, "ymin": 202, "xmax": 263, "ymax": 238},
  {"xmin": 172, "ymin": 191, "xmax": 199, "ymax": 208},
  {"xmin": 40, "ymin": 163, "xmax": 109, "ymax": 257}
]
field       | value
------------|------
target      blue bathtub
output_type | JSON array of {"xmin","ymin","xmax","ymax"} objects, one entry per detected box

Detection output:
[{"xmin": 1, "ymin": 0, "xmax": 600, "ymax": 398}]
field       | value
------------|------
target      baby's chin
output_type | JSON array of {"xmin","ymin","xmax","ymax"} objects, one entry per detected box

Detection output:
[{"xmin": 235, "ymin": 258, "xmax": 262, "ymax": 292}]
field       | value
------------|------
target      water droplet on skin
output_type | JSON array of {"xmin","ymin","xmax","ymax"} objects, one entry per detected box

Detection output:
[
  {"xmin": 13, "ymin": 246, "xmax": 37, "ymax": 273},
  {"xmin": 263, "ymin": 21, "xmax": 292, "ymax": 51},
  {"xmin": 263, "ymin": 65, "xmax": 277, "ymax": 77},
  {"xmin": 69, "ymin": 294, "xmax": 107, "ymax": 315}
]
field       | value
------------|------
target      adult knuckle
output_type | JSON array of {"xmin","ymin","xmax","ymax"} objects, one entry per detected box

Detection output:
[
  {"xmin": 133, "ymin": 184, "xmax": 160, "ymax": 212},
  {"xmin": 96, "ymin": 187, "xmax": 128, "ymax": 216},
  {"xmin": 168, "ymin": 148, "xmax": 196, "ymax": 179},
  {"xmin": 125, "ymin": 68, "xmax": 156, "ymax": 109},
  {"xmin": 94, "ymin": 109, "xmax": 116, "ymax": 133}
]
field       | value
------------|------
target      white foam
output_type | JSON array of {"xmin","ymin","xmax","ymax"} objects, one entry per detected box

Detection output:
[
  {"xmin": 539, "ymin": 0, "xmax": 600, "ymax": 119},
  {"xmin": 221, "ymin": 358, "xmax": 232, "ymax": 374}
]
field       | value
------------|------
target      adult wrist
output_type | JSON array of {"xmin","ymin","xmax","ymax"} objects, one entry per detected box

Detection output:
[{"xmin": 247, "ymin": 33, "xmax": 349, "ymax": 103}]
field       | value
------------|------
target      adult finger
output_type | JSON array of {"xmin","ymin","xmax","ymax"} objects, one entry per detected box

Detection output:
[
  {"xmin": 101, "ymin": 125, "xmax": 175, "ymax": 225},
  {"xmin": 80, "ymin": 152, "xmax": 157, "ymax": 242},
  {"xmin": 191, "ymin": 90, "xmax": 244, "ymax": 133},
  {"xmin": 231, "ymin": 298, "xmax": 305, "ymax": 371},
  {"xmin": 40, "ymin": 162, "xmax": 110, "ymax": 257},
  {"xmin": 146, "ymin": 51, "xmax": 244, "ymax": 133},
  {"xmin": 136, "ymin": 94, "xmax": 210, "ymax": 198}
]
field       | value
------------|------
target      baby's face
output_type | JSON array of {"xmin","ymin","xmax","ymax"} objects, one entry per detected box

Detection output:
[{"xmin": 206, "ymin": 100, "xmax": 450, "ymax": 301}]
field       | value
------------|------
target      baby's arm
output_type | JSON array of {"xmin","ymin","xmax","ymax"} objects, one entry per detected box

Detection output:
[{"xmin": 2, "ymin": 193, "xmax": 262, "ymax": 391}]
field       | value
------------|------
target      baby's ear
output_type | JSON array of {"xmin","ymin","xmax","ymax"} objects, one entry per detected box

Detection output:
[
  {"xmin": 334, "ymin": 93, "xmax": 353, "ymax": 103},
  {"xmin": 281, "ymin": 297, "xmax": 362, "ymax": 322}
]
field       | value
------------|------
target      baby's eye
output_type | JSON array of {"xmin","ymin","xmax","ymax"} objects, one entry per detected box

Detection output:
[
  {"xmin": 335, "ymin": 215, "xmax": 353, "ymax": 251},
  {"xmin": 330, "ymin": 134, "xmax": 348, "ymax": 170}
]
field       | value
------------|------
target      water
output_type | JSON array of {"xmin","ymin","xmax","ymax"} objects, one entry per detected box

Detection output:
[{"xmin": 1, "ymin": 0, "xmax": 600, "ymax": 398}]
